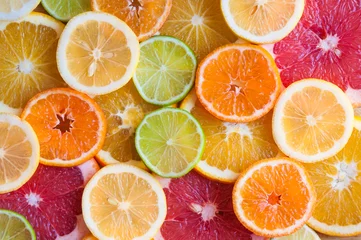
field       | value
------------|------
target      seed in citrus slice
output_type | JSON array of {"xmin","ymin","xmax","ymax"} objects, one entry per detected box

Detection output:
[
  {"xmin": 154, "ymin": 171, "xmax": 253, "ymax": 239},
  {"xmin": 56, "ymin": 11, "xmax": 140, "ymax": 95},
  {"xmin": 21, "ymin": 88, "xmax": 106, "ymax": 167},
  {"xmin": 272, "ymin": 225, "xmax": 320, "ymax": 240},
  {"xmin": 196, "ymin": 43, "xmax": 281, "ymax": 123},
  {"xmin": 94, "ymin": 80, "xmax": 157, "ymax": 167},
  {"xmin": 159, "ymin": 0, "xmax": 237, "ymax": 60},
  {"xmin": 0, "ymin": 209, "xmax": 36, "ymax": 240},
  {"xmin": 133, "ymin": 36, "xmax": 197, "ymax": 106},
  {"xmin": 221, "ymin": 0, "xmax": 305, "ymax": 44},
  {"xmin": 0, "ymin": 114, "xmax": 39, "ymax": 194},
  {"xmin": 180, "ymin": 89, "xmax": 279, "ymax": 183},
  {"xmin": 41, "ymin": 0, "xmax": 91, "ymax": 22},
  {"xmin": 0, "ymin": 12, "xmax": 66, "ymax": 115},
  {"xmin": 82, "ymin": 163, "xmax": 167, "ymax": 240},
  {"xmin": 0, "ymin": 159, "xmax": 99, "ymax": 240},
  {"xmin": 233, "ymin": 158, "xmax": 316, "ymax": 238},
  {"xmin": 135, "ymin": 108, "xmax": 205, "ymax": 178},
  {"xmin": 273, "ymin": 79, "xmax": 354, "ymax": 163},
  {"xmin": 303, "ymin": 119, "xmax": 361, "ymax": 237},
  {"xmin": 0, "ymin": 0, "xmax": 40, "ymax": 20}
]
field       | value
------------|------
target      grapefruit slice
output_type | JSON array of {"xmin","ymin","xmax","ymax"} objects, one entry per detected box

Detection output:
[
  {"xmin": 154, "ymin": 171, "xmax": 253, "ymax": 240},
  {"xmin": 0, "ymin": 159, "xmax": 99, "ymax": 240},
  {"xmin": 267, "ymin": 0, "xmax": 361, "ymax": 105}
]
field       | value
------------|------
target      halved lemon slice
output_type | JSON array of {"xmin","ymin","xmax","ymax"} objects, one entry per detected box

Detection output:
[{"xmin": 0, "ymin": 0, "xmax": 40, "ymax": 20}]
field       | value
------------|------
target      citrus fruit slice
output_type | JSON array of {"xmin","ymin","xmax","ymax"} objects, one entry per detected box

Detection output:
[
  {"xmin": 0, "ymin": 12, "xmax": 66, "ymax": 115},
  {"xmin": 41, "ymin": 0, "xmax": 91, "ymax": 22},
  {"xmin": 221, "ymin": 0, "xmax": 305, "ymax": 44},
  {"xmin": 21, "ymin": 88, "xmax": 106, "ymax": 167},
  {"xmin": 159, "ymin": 0, "xmax": 237, "ymax": 60},
  {"xmin": 0, "ymin": 209, "xmax": 36, "ymax": 240},
  {"xmin": 94, "ymin": 80, "xmax": 157, "ymax": 167},
  {"xmin": 0, "ymin": 0, "xmax": 40, "ymax": 20},
  {"xmin": 82, "ymin": 163, "xmax": 167, "ymax": 240},
  {"xmin": 355, "ymin": 106, "xmax": 361, "ymax": 118},
  {"xmin": 196, "ymin": 43, "xmax": 281, "ymax": 123},
  {"xmin": 133, "ymin": 36, "xmax": 197, "ymax": 106},
  {"xmin": 272, "ymin": 225, "xmax": 320, "ymax": 240},
  {"xmin": 56, "ymin": 11, "xmax": 140, "ymax": 95},
  {"xmin": 154, "ymin": 171, "xmax": 253, "ymax": 239},
  {"xmin": 303, "ymin": 119, "xmax": 361, "ymax": 237},
  {"xmin": 180, "ymin": 89, "xmax": 279, "ymax": 183},
  {"xmin": 82, "ymin": 234, "xmax": 98, "ymax": 240},
  {"xmin": 135, "ymin": 108, "xmax": 205, "ymax": 178},
  {"xmin": 267, "ymin": 0, "xmax": 361, "ymax": 105},
  {"xmin": 233, "ymin": 158, "xmax": 316, "ymax": 238},
  {"xmin": 273, "ymin": 79, "xmax": 354, "ymax": 163},
  {"xmin": 0, "ymin": 114, "xmax": 39, "ymax": 194},
  {"xmin": 0, "ymin": 159, "xmax": 99, "ymax": 240}
]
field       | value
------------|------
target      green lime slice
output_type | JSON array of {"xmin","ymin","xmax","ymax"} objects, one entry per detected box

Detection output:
[
  {"xmin": 272, "ymin": 225, "xmax": 320, "ymax": 240},
  {"xmin": 0, "ymin": 209, "xmax": 36, "ymax": 240},
  {"xmin": 41, "ymin": 0, "xmax": 91, "ymax": 22},
  {"xmin": 133, "ymin": 36, "xmax": 197, "ymax": 106},
  {"xmin": 135, "ymin": 108, "xmax": 205, "ymax": 178}
]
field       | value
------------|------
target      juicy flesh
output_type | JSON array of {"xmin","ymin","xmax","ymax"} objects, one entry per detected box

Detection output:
[{"xmin": 0, "ymin": 212, "xmax": 33, "ymax": 239}]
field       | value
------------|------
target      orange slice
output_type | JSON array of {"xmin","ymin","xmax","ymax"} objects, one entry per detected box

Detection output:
[
  {"xmin": 233, "ymin": 158, "xmax": 316, "ymax": 238},
  {"xmin": 180, "ymin": 89, "xmax": 279, "ymax": 183},
  {"xmin": 21, "ymin": 88, "xmax": 106, "ymax": 167},
  {"xmin": 196, "ymin": 43, "xmax": 281, "ymax": 123},
  {"xmin": 91, "ymin": 0, "xmax": 171, "ymax": 41}
]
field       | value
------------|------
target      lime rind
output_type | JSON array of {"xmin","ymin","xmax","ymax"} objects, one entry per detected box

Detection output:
[
  {"xmin": 135, "ymin": 108, "xmax": 205, "ymax": 178},
  {"xmin": 41, "ymin": 0, "xmax": 91, "ymax": 22},
  {"xmin": 0, "ymin": 209, "xmax": 36, "ymax": 240},
  {"xmin": 133, "ymin": 36, "xmax": 197, "ymax": 106}
]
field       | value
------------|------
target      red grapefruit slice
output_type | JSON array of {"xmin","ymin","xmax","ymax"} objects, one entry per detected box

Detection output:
[
  {"xmin": 266, "ymin": 0, "xmax": 361, "ymax": 105},
  {"xmin": 154, "ymin": 171, "xmax": 256, "ymax": 240},
  {"xmin": 0, "ymin": 159, "xmax": 99, "ymax": 240}
]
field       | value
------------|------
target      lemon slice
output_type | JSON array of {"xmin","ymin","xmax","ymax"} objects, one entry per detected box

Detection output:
[{"xmin": 0, "ymin": 0, "xmax": 40, "ymax": 20}]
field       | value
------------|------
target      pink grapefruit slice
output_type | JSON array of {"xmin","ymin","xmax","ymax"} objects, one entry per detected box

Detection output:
[
  {"xmin": 154, "ymin": 171, "xmax": 255, "ymax": 240},
  {"xmin": 0, "ymin": 159, "xmax": 99, "ymax": 240},
  {"xmin": 266, "ymin": 0, "xmax": 361, "ymax": 105}
]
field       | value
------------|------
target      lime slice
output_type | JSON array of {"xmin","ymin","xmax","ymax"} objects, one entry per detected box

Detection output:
[
  {"xmin": 272, "ymin": 225, "xmax": 320, "ymax": 240},
  {"xmin": 41, "ymin": 0, "xmax": 91, "ymax": 22},
  {"xmin": 135, "ymin": 108, "xmax": 205, "ymax": 177},
  {"xmin": 133, "ymin": 36, "xmax": 197, "ymax": 106},
  {"xmin": 0, "ymin": 209, "xmax": 36, "ymax": 239}
]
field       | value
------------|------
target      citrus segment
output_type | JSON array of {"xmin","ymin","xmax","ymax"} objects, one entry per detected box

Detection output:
[
  {"xmin": 135, "ymin": 108, "xmax": 205, "ymax": 178},
  {"xmin": 0, "ymin": 209, "xmax": 36, "ymax": 240},
  {"xmin": 181, "ymin": 89, "xmax": 279, "ymax": 183},
  {"xmin": 82, "ymin": 164, "xmax": 167, "ymax": 240},
  {"xmin": 42, "ymin": 0, "xmax": 91, "ymax": 22},
  {"xmin": 21, "ymin": 88, "xmax": 106, "ymax": 167},
  {"xmin": 0, "ymin": 0, "xmax": 40, "ymax": 20},
  {"xmin": 0, "ymin": 114, "xmax": 39, "ymax": 194},
  {"xmin": 272, "ymin": 225, "xmax": 320, "ymax": 240},
  {"xmin": 159, "ymin": 0, "xmax": 237, "ymax": 60},
  {"xmin": 273, "ymin": 79, "xmax": 354, "ymax": 163},
  {"xmin": 0, "ymin": 12, "xmax": 66, "ymax": 115},
  {"xmin": 233, "ymin": 158, "xmax": 316, "ymax": 238},
  {"xmin": 196, "ymin": 43, "xmax": 281, "ymax": 123},
  {"xmin": 221, "ymin": 0, "xmax": 305, "ymax": 44},
  {"xmin": 133, "ymin": 36, "xmax": 197, "ymax": 105},
  {"xmin": 57, "ymin": 11, "xmax": 140, "ymax": 95}
]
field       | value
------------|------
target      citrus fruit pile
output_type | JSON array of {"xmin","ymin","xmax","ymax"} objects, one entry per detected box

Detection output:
[{"xmin": 0, "ymin": 0, "xmax": 361, "ymax": 239}]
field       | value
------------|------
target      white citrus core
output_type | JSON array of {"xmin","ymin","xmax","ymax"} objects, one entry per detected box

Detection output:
[
  {"xmin": 331, "ymin": 161, "xmax": 358, "ymax": 190},
  {"xmin": 224, "ymin": 122, "xmax": 253, "ymax": 139},
  {"xmin": 191, "ymin": 202, "xmax": 217, "ymax": 221},
  {"xmin": 191, "ymin": 15, "xmax": 203, "ymax": 26},
  {"xmin": 25, "ymin": 192, "xmax": 42, "ymax": 207},
  {"xmin": 318, "ymin": 34, "xmax": 341, "ymax": 56},
  {"xmin": 18, "ymin": 59, "xmax": 34, "ymax": 74}
]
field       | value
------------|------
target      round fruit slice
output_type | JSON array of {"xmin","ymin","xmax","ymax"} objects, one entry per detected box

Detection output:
[
  {"xmin": 57, "ymin": 11, "xmax": 140, "ymax": 95},
  {"xmin": 21, "ymin": 88, "xmax": 106, "ymax": 167},
  {"xmin": 0, "ymin": 0, "xmax": 40, "ymax": 20},
  {"xmin": 273, "ymin": 79, "xmax": 354, "ymax": 163},
  {"xmin": 181, "ymin": 89, "xmax": 279, "ymax": 183},
  {"xmin": 303, "ymin": 119, "xmax": 361, "ymax": 237},
  {"xmin": 154, "ymin": 171, "xmax": 253, "ymax": 239},
  {"xmin": 196, "ymin": 43, "xmax": 281, "ymax": 123},
  {"xmin": 159, "ymin": 0, "xmax": 237, "ymax": 60},
  {"xmin": 0, "ymin": 159, "xmax": 99, "ymax": 240},
  {"xmin": 272, "ymin": 225, "xmax": 320, "ymax": 240},
  {"xmin": 355, "ymin": 106, "xmax": 361, "ymax": 118},
  {"xmin": 0, "ymin": 114, "xmax": 39, "ymax": 194},
  {"xmin": 0, "ymin": 209, "xmax": 36, "ymax": 239},
  {"xmin": 82, "ymin": 164, "xmax": 167, "ymax": 240},
  {"xmin": 42, "ymin": 0, "xmax": 91, "ymax": 22},
  {"xmin": 221, "ymin": 0, "xmax": 305, "ymax": 44},
  {"xmin": 0, "ymin": 12, "xmax": 66, "ymax": 115},
  {"xmin": 135, "ymin": 108, "xmax": 205, "ymax": 178},
  {"xmin": 133, "ymin": 36, "xmax": 197, "ymax": 106},
  {"xmin": 233, "ymin": 158, "xmax": 316, "ymax": 238}
]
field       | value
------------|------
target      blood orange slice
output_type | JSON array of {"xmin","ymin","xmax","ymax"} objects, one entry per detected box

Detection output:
[
  {"xmin": 267, "ymin": 0, "xmax": 361, "ymax": 105},
  {"xmin": 0, "ymin": 159, "xmax": 99, "ymax": 240},
  {"xmin": 154, "ymin": 171, "xmax": 254, "ymax": 240}
]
